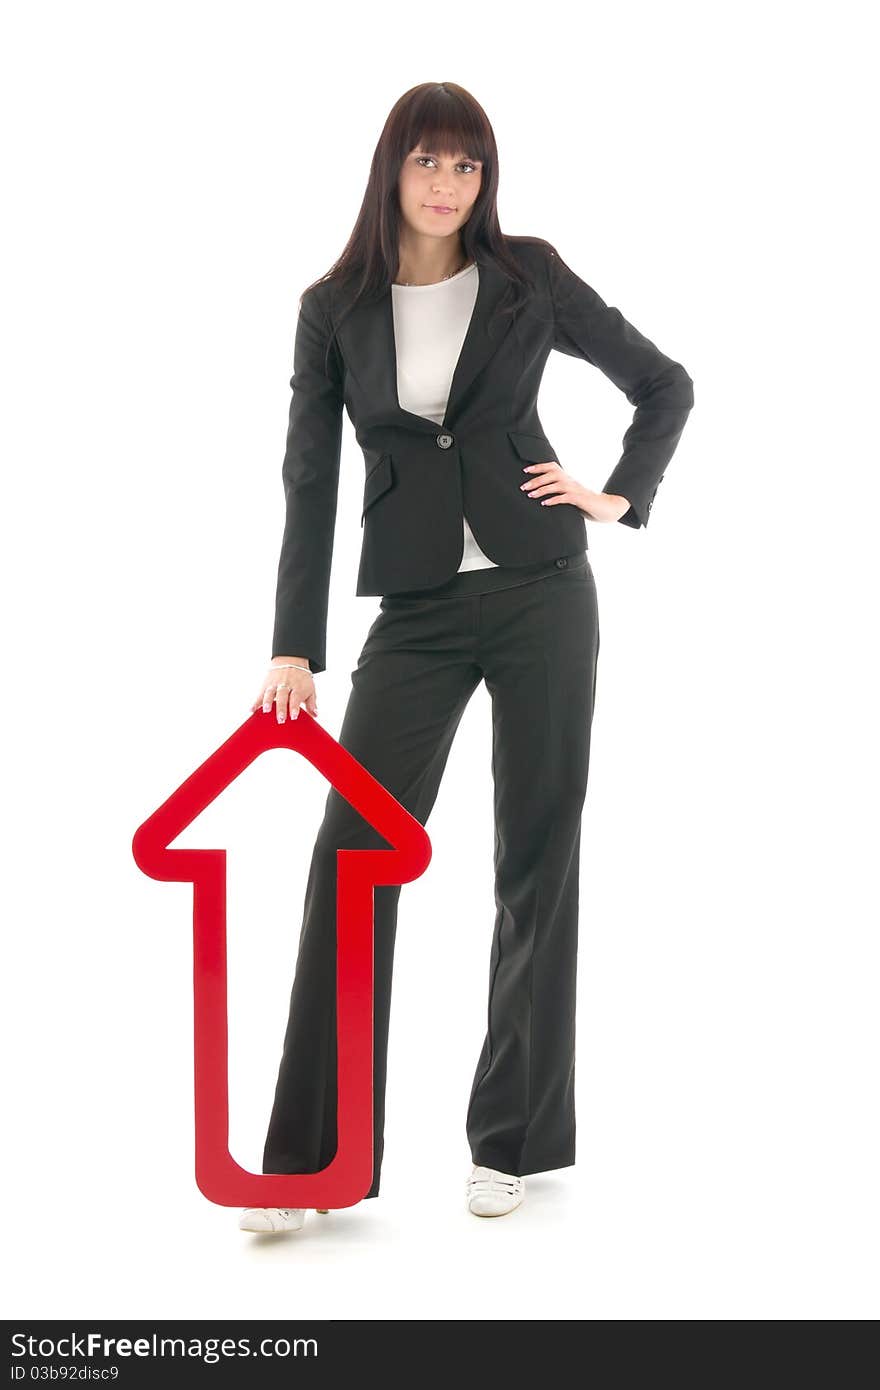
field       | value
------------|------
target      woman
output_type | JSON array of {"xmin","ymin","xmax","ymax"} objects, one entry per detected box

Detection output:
[{"xmin": 240, "ymin": 81, "xmax": 694, "ymax": 1233}]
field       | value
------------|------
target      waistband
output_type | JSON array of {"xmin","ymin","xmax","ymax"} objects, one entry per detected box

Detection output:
[{"xmin": 385, "ymin": 550, "xmax": 588, "ymax": 601}]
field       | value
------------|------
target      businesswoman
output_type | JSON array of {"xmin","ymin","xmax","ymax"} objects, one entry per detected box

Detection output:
[{"xmin": 239, "ymin": 81, "xmax": 694, "ymax": 1233}]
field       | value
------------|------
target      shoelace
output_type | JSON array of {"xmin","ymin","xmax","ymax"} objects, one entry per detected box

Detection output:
[
  {"xmin": 243, "ymin": 1208, "xmax": 298, "ymax": 1219},
  {"xmin": 466, "ymin": 1169, "xmax": 523, "ymax": 1195}
]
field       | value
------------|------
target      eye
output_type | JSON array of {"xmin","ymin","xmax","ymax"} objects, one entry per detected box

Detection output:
[{"xmin": 416, "ymin": 156, "xmax": 479, "ymax": 174}]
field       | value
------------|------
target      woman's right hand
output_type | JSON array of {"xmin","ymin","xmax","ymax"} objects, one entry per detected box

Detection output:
[{"xmin": 252, "ymin": 657, "xmax": 318, "ymax": 723}]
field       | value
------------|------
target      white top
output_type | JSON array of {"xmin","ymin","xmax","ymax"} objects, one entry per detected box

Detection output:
[{"xmin": 391, "ymin": 261, "xmax": 498, "ymax": 572}]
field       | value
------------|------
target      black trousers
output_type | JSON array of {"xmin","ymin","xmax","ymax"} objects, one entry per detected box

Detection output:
[{"xmin": 262, "ymin": 553, "xmax": 600, "ymax": 1196}]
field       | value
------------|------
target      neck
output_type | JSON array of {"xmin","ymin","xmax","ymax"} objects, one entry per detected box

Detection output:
[{"xmin": 395, "ymin": 232, "xmax": 467, "ymax": 286}]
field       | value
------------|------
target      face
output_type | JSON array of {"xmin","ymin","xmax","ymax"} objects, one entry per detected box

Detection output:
[{"xmin": 397, "ymin": 144, "xmax": 483, "ymax": 239}]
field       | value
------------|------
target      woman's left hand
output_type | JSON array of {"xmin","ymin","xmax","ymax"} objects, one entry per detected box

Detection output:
[{"xmin": 520, "ymin": 462, "xmax": 631, "ymax": 522}]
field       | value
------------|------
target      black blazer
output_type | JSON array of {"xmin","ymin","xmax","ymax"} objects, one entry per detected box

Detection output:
[{"xmin": 272, "ymin": 238, "xmax": 694, "ymax": 672}]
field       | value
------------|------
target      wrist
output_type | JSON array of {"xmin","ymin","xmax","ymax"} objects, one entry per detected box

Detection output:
[{"xmin": 604, "ymin": 493, "xmax": 632, "ymax": 520}]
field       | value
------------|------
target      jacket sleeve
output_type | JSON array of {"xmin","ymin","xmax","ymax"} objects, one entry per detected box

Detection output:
[
  {"xmin": 271, "ymin": 286, "xmax": 344, "ymax": 672},
  {"xmin": 547, "ymin": 248, "xmax": 694, "ymax": 528}
]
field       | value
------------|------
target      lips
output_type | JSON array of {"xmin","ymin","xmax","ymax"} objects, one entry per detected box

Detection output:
[{"xmin": 425, "ymin": 205, "xmax": 456, "ymax": 213}]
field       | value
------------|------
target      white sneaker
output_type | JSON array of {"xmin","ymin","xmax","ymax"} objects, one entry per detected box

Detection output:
[
  {"xmin": 238, "ymin": 1207, "xmax": 307, "ymax": 1233},
  {"xmin": 466, "ymin": 1165, "xmax": 525, "ymax": 1217}
]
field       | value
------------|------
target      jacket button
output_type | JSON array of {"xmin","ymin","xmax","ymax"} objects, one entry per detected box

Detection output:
[
  {"xmin": 555, "ymin": 557, "xmax": 567, "ymax": 568},
  {"xmin": 436, "ymin": 433, "xmax": 454, "ymax": 449}
]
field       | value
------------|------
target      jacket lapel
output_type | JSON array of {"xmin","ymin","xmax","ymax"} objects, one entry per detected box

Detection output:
[
  {"xmin": 437, "ymin": 249, "xmax": 512, "ymax": 428},
  {"xmin": 337, "ymin": 247, "xmax": 514, "ymax": 435}
]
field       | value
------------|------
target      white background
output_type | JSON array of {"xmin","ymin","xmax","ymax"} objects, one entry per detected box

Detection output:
[{"xmin": 3, "ymin": 0, "xmax": 878, "ymax": 1321}]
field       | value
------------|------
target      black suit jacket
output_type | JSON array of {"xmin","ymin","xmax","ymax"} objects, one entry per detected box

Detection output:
[{"xmin": 272, "ymin": 238, "xmax": 694, "ymax": 671}]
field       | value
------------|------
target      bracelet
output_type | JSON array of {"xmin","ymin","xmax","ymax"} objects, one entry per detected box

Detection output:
[{"xmin": 271, "ymin": 663, "xmax": 312, "ymax": 674}]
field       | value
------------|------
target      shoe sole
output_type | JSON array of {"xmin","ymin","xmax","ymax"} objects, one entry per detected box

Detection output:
[
  {"xmin": 468, "ymin": 1201, "xmax": 524, "ymax": 1218},
  {"xmin": 239, "ymin": 1229, "xmax": 305, "ymax": 1234},
  {"xmin": 239, "ymin": 1224, "xmax": 306, "ymax": 1234}
]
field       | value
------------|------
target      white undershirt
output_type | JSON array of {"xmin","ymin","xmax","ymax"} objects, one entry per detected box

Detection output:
[{"xmin": 391, "ymin": 261, "xmax": 498, "ymax": 572}]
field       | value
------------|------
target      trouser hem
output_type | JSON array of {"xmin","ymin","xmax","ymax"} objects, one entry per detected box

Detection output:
[{"xmin": 470, "ymin": 1151, "xmax": 576, "ymax": 1178}]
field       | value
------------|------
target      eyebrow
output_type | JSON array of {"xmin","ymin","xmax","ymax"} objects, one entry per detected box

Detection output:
[{"xmin": 416, "ymin": 150, "xmax": 482, "ymax": 163}]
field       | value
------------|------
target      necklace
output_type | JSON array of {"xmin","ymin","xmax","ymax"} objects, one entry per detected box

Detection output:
[{"xmin": 395, "ymin": 257, "xmax": 473, "ymax": 287}]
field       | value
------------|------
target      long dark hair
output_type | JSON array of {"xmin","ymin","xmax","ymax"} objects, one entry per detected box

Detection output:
[{"xmin": 301, "ymin": 81, "xmax": 563, "ymax": 349}]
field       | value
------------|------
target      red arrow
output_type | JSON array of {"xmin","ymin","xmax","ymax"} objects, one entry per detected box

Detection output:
[{"xmin": 132, "ymin": 708, "xmax": 431, "ymax": 1208}]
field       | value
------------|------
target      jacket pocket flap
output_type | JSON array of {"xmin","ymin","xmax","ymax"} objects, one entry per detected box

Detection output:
[
  {"xmin": 361, "ymin": 454, "xmax": 394, "ymax": 521},
  {"xmin": 507, "ymin": 431, "xmax": 558, "ymax": 463}
]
